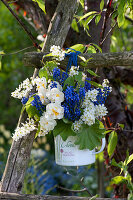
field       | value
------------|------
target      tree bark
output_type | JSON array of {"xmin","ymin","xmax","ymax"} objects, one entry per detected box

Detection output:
[
  {"xmin": 0, "ymin": 0, "xmax": 78, "ymax": 193},
  {"xmin": 0, "ymin": 192, "xmax": 127, "ymax": 200},
  {"xmin": 23, "ymin": 51, "xmax": 133, "ymax": 69}
]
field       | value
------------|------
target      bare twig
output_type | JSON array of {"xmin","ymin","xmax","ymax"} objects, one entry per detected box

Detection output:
[
  {"xmin": 0, "ymin": 46, "xmax": 35, "ymax": 56},
  {"xmin": 100, "ymin": 22, "xmax": 117, "ymax": 46},
  {"xmin": 57, "ymin": 186, "xmax": 87, "ymax": 193},
  {"xmin": 80, "ymin": 177, "xmax": 92, "ymax": 197},
  {"xmin": 99, "ymin": 0, "xmax": 113, "ymax": 48},
  {"xmin": 1, "ymin": 0, "xmax": 42, "ymax": 50}
]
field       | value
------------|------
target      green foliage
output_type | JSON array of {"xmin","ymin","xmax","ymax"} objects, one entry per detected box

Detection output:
[
  {"xmin": 75, "ymin": 120, "xmax": 105, "ymax": 150},
  {"xmin": 100, "ymin": 0, "xmax": 104, "ymax": 11},
  {"xmin": 26, "ymin": 97, "xmax": 40, "ymax": 119},
  {"xmin": 95, "ymin": 14, "xmax": 101, "ymax": 25},
  {"xmin": 0, "ymin": 3, "xmax": 34, "ymax": 130},
  {"xmin": 53, "ymin": 120, "xmax": 76, "ymax": 141},
  {"xmin": 107, "ymin": 131, "xmax": 118, "ymax": 158},
  {"xmin": 39, "ymin": 67, "xmax": 48, "ymax": 80},
  {"xmin": 32, "ymin": 0, "xmax": 46, "ymax": 14},
  {"xmin": 86, "ymin": 80, "xmax": 103, "ymax": 89},
  {"xmin": 68, "ymin": 44, "xmax": 85, "ymax": 53},
  {"xmin": 87, "ymin": 69, "xmax": 99, "ymax": 77},
  {"xmin": 71, "ymin": 19, "xmax": 79, "ymax": 33},
  {"xmin": 111, "ymin": 152, "xmax": 133, "ymax": 199}
]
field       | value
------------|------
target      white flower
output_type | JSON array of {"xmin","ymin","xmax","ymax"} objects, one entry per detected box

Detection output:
[
  {"xmin": 81, "ymin": 112, "xmax": 95, "ymax": 126},
  {"xmin": 34, "ymin": 77, "xmax": 47, "ymax": 92},
  {"xmin": 46, "ymin": 88, "xmax": 64, "ymax": 103},
  {"xmin": 50, "ymin": 45, "xmax": 65, "ymax": 61},
  {"xmin": 48, "ymin": 81, "xmax": 63, "ymax": 91},
  {"xmin": 40, "ymin": 113, "xmax": 57, "ymax": 132},
  {"xmin": 38, "ymin": 88, "xmax": 49, "ymax": 105},
  {"xmin": 37, "ymin": 35, "xmax": 45, "ymax": 42},
  {"xmin": 102, "ymin": 79, "xmax": 109, "ymax": 87},
  {"xmin": 102, "ymin": 79, "xmax": 112, "ymax": 92},
  {"xmin": 11, "ymin": 78, "xmax": 33, "ymax": 99},
  {"xmin": 45, "ymin": 103, "xmax": 64, "ymax": 119},
  {"xmin": 38, "ymin": 129, "xmax": 48, "ymax": 137},
  {"xmin": 69, "ymin": 66, "xmax": 79, "ymax": 76},
  {"xmin": 85, "ymin": 89, "xmax": 98, "ymax": 102},
  {"xmin": 95, "ymin": 104, "xmax": 108, "ymax": 118},
  {"xmin": 73, "ymin": 120, "xmax": 83, "ymax": 132},
  {"xmin": 50, "ymin": 45, "xmax": 60, "ymax": 52},
  {"xmin": 82, "ymin": 72, "xmax": 87, "ymax": 81},
  {"xmin": 12, "ymin": 118, "xmax": 36, "ymax": 141}
]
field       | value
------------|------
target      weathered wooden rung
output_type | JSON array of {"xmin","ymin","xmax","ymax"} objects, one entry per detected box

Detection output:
[
  {"xmin": 0, "ymin": 192, "xmax": 127, "ymax": 200},
  {"xmin": 23, "ymin": 51, "xmax": 133, "ymax": 69}
]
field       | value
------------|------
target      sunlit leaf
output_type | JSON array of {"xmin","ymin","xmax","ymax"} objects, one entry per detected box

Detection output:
[
  {"xmin": 32, "ymin": 0, "xmax": 46, "ymax": 14},
  {"xmin": 75, "ymin": 120, "xmax": 105, "ymax": 150},
  {"xmin": 87, "ymin": 69, "xmax": 99, "ymax": 77},
  {"xmin": 110, "ymin": 176, "xmax": 126, "ymax": 185},
  {"xmin": 78, "ymin": 11, "xmax": 98, "ymax": 21},
  {"xmin": 53, "ymin": 120, "xmax": 76, "ymax": 141},
  {"xmin": 100, "ymin": 0, "xmax": 104, "ymax": 11},
  {"xmin": 107, "ymin": 131, "xmax": 118, "ymax": 157}
]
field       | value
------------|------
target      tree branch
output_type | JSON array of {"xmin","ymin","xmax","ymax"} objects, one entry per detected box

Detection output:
[
  {"xmin": 0, "ymin": 191, "xmax": 127, "ymax": 200},
  {"xmin": 23, "ymin": 51, "xmax": 133, "ymax": 69},
  {"xmin": 0, "ymin": 0, "xmax": 42, "ymax": 50}
]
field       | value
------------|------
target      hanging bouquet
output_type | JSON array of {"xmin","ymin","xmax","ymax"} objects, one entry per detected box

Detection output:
[{"xmin": 11, "ymin": 45, "xmax": 112, "ymax": 150}]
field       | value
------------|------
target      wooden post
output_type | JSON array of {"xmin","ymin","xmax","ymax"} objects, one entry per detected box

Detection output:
[{"xmin": 0, "ymin": 0, "xmax": 78, "ymax": 193}]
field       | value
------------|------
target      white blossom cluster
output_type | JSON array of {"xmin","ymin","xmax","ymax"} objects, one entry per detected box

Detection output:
[
  {"xmin": 33, "ymin": 77, "xmax": 64, "ymax": 136},
  {"xmin": 12, "ymin": 118, "xmax": 37, "ymax": 141},
  {"xmin": 102, "ymin": 79, "xmax": 112, "ymax": 92},
  {"xmin": 73, "ymin": 79, "xmax": 111, "ymax": 132},
  {"xmin": 50, "ymin": 45, "xmax": 65, "ymax": 61},
  {"xmin": 69, "ymin": 66, "xmax": 79, "ymax": 76},
  {"xmin": 11, "ymin": 78, "xmax": 33, "ymax": 99}
]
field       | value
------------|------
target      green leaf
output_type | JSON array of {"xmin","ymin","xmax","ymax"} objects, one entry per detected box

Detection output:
[
  {"xmin": 87, "ymin": 69, "xmax": 99, "ymax": 77},
  {"xmin": 127, "ymin": 154, "xmax": 133, "ymax": 165},
  {"xmin": 100, "ymin": 0, "xmax": 104, "ymax": 11},
  {"xmin": 68, "ymin": 44, "xmax": 85, "ymax": 53},
  {"xmin": 118, "ymin": 123, "xmax": 124, "ymax": 129},
  {"xmin": 86, "ymin": 80, "xmax": 103, "ymax": 89},
  {"xmin": 107, "ymin": 131, "xmax": 118, "ymax": 157},
  {"xmin": 35, "ymin": 126, "xmax": 40, "ymax": 138},
  {"xmin": 0, "ymin": 51, "xmax": 4, "ymax": 71},
  {"xmin": 110, "ymin": 176, "xmax": 126, "ymax": 185},
  {"xmin": 71, "ymin": 19, "xmax": 79, "ymax": 33},
  {"xmin": 95, "ymin": 14, "xmax": 101, "ymax": 25},
  {"xmin": 111, "ymin": 158, "xmax": 123, "ymax": 168},
  {"xmin": 63, "ymin": 76, "xmax": 75, "ymax": 88},
  {"xmin": 53, "ymin": 120, "xmax": 76, "ymax": 141},
  {"xmin": 32, "ymin": 0, "xmax": 46, "ymax": 14},
  {"xmin": 75, "ymin": 120, "xmax": 105, "ymax": 150},
  {"xmin": 117, "ymin": 0, "xmax": 126, "ymax": 27},
  {"xmin": 78, "ymin": 11, "xmax": 98, "ymax": 21},
  {"xmin": 87, "ymin": 45, "xmax": 97, "ymax": 53},
  {"xmin": 79, "ymin": 0, "xmax": 84, "ymax": 8},
  {"xmin": 39, "ymin": 67, "xmax": 48, "ymax": 80},
  {"xmin": 75, "ymin": 72, "xmax": 85, "ymax": 87},
  {"xmin": 90, "ymin": 43, "xmax": 102, "ymax": 53},
  {"xmin": 26, "ymin": 97, "xmax": 40, "ymax": 118},
  {"xmin": 84, "ymin": 14, "xmax": 97, "ymax": 26}
]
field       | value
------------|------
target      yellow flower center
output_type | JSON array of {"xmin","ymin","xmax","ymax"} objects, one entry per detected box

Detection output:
[
  {"xmin": 52, "ymin": 109, "xmax": 59, "ymax": 116},
  {"xmin": 56, "ymin": 94, "xmax": 60, "ymax": 97}
]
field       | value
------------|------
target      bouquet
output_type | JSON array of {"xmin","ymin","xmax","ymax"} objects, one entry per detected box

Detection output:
[{"xmin": 11, "ymin": 45, "xmax": 112, "ymax": 150}]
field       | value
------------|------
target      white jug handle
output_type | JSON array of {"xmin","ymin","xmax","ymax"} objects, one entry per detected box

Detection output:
[{"xmin": 92, "ymin": 138, "xmax": 106, "ymax": 155}]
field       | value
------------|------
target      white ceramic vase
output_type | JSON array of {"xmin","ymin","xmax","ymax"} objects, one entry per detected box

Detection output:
[{"xmin": 54, "ymin": 135, "xmax": 106, "ymax": 166}]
